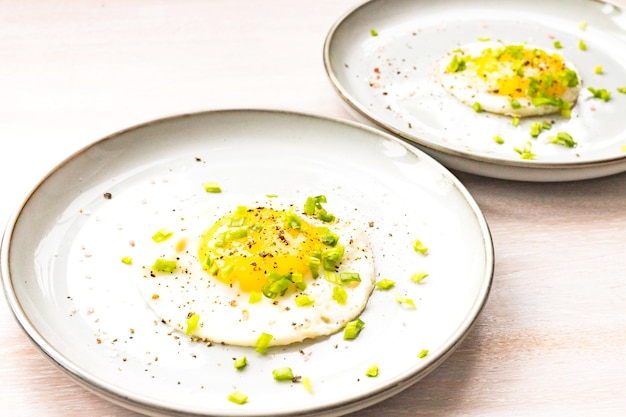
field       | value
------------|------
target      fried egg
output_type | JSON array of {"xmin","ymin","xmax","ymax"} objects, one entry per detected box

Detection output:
[
  {"xmin": 137, "ymin": 195, "xmax": 376, "ymax": 347},
  {"xmin": 439, "ymin": 41, "xmax": 582, "ymax": 117}
]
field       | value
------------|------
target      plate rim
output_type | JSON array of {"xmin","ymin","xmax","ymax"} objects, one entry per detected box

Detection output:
[{"xmin": 1, "ymin": 108, "xmax": 495, "ymax": 417}]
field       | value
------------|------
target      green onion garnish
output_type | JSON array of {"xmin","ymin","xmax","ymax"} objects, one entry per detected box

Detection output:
[
  {"xmin": 493, "ymin": 135, "xmax": 504, "ymax": 145},
  {"xmin": 151, "ymin": 228, "xmax": 174, "ymax": 243},
  {"xmin": 317, "ymin": 226, "xmax": 339, "ymax": 247},
  {"xmin": 152, "ymin": 258, "xmax": 177, "ymax": 273},
  {"xmin": 249, "ymin": 291, "xmax": 262, "ymax": 304},
  {"xmin": 413, "ymin": 239, "xmax": 428, "ymax": 255},
  {"xmin": 579, "ymin": 39, "xmax": 587, "ymax": 51},
  {"xmin": 418, "ymin": 349, "xmax": 429, "ymax": 359},
  {"xmin": 509, "ymin": 98, "xmax": 521, "ymax": 109},
  {"xmin": 395, "ymin": 292, "xmax": 416, "ymax": 309},
  {"xmin": 343, "ymin": 317, "xmax": 365, "ymax": 340},
  {"xmin": 472, "ymin": 102, "xmax": 483, "ymax": 113},
  {"xmin": 185, "ymin": 313, "xmax": 200, "ymax": 335},
  {"xmin": 553, "ymin": 40, "xmax": 562, "ymax": 49},
  {"xmin": 121, "ymin": 256, "xmax": 133, "ymax": 265},
  {"xmin": 618, "ymin": 87, "xmax": 626, "ymax": 94},
  {"xmin": 411, "ymin": 271, "xmax": 429, "ymax": 283},
  {"xmin": 295, "ymin": 294, "xmax": 315, "ymax": 307},
  {"xmin": 366, "ymin": 364, "xmax": 379, "ymax": 377},
  {"xmin": 588, "ymin": 87, "xmax": 611, "ymax": 102},
  {"xmin": 234, "ymin": 356, "xmax": 247, "ymax": 370},
  {"xmin": 332, "ymin": 285, "xmax": 348, "ymax": 305},
  {"xmin": 227, "ymin": 391, "xmax": 248, "ymax": 405},
  {"xmin": 203, "ymin": 181, "xmax": 222, "ymax": 193},
  {"xmin": 549, "ymin": 131, "xmax": 577, "ymax": 148},
  {"xmin": 272, "ymin": 367, "xmax": 294, "ymax": 381},
  {"xmin": 301, "ymin": 376, "xmax": 312, "ymax": 393},
  {"xmin": 339, "ymin": 272, "xmax": 361, "ymax": 284},
  {"xmin": 255, "ymin": 332, "xmax": 273, "ymax": 354},
  {"xmin": 370, "ymin": 29, "xmax": 378, "ymax": 37},
  {"xmin": 514, "ymin": 142, "xmax": 536, "ymax": 160},
  {"xmin": 322, "ymin": 245, "xmax": 344, "ymax": 271},
  {"xmin": 375, "ymin": 279, "xmax": 396, "ymax": 290},
  {"xmin": 284, "ymin": 211, "xmax": 302, "ymax": 229},
  {"xmin": 594, "ymin": 65, "xmax": 603, "ymax": 74},
  {"xmin": 446, "ymin": 55, "xmax": 466, "ymax": 73}
]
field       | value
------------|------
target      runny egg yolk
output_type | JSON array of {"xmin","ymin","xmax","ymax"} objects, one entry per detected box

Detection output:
[
  {"xmin": 454, "ymin": 44, "xmax": 578, "ymax": 99},
  {"xmin": 198, "ymin": 206, "xmax": 322, "ymax": 293}
]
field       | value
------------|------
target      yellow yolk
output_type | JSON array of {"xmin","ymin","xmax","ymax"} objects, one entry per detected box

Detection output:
[
  {"xmin": 198, "ymin": 206, "xmax": 322, "ymax": 293},
  {"xmin": 459, "ymin": 45, "xmax": 575, "ymax": 99}
]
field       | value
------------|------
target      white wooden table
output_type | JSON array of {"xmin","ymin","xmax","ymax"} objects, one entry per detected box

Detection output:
[{"xmin": 2, "ymin": 1, "xmax": 626, "ymax": 416}]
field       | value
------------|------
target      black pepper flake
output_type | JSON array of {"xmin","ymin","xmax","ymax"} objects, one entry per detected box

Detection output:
[{"xmin": 103, "ymin": 192, "xmax": 112, "ymax": 199}]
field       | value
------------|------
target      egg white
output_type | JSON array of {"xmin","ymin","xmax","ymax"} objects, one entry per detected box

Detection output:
[
  {"xmin": 136, "ymin": 196, "xmax": 376, "ymax": 347},
  {"xmin": 439, "ymin": 41, "xmax": 582, "ymax": 117}
]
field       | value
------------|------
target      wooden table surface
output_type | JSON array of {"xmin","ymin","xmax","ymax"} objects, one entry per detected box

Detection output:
[{"xmin": 2, "ymin": 1, "xmax": 626, "ymax": 416}]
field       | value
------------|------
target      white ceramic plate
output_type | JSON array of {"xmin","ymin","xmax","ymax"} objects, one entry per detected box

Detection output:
[
  {"xmin": 1, "ymin": 110, "xmax": 493, "ymax": 417},
  {"xmin": 324, "ymin": 0, "xmax": 626, "ymax": 181}
]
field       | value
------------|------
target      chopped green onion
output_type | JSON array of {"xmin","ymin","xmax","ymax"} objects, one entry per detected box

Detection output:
[
  {"xmin": 411, "ymin": 271, "xmax": 429, "ymax": 284},
  {"xmin": 307, "ymin": 256, "xmax": 321, "ymax": 279},
  {"xmin": 295, "ymin": 294, "xmax": 315, "ymax": 307},
  {"xmin": 370, "ymin": 29, "xmax": 378, "ymax": 37},
  {"xmin": 514, "ymin": 142, "xmax": 536, "ymax": 160},
  {"xmin": 185, "ymin": 313, "xmax": 200, "ymax": 335},
  {"xmin": 618, "ymin": 87, "xmax": 626, "ymax": 94},
  {"xmin": 553, "ymin": 40, "xmax": 562, "ymax": 49},
  {"xmin": 151, "ymin": 228, "xmax": 174, "ymax": 243},
  {"xmin": 493, "ymin": 135, "xmax": 505, "ymax": 144},
  {"xmin": 588, "ymin": 87, "xmax": 611, "ymax": 102},
  {"xmin": 343, "ymin": 317, "xmax": 365, "ymax": 340},
  {"xmin": 477, "ymin": 36, "xmax": 490, "ymax": 41},
  {"xmin": 323, "ymin": 271, "xmax": 341, "ymax": 285},
  {"xmin": 234, "ymin": 356, "xmax": 247, "ymax": 370},
  {"xmin": 322, "ymin": 245, "xmax": 344, "ymax": 271},
  {"xmin": 472, "ymin": 102, "xmax": 483, "ymax": 113},
  {"xmin": 579, "ymin": 20, "xmax": 587, "ymax": 30},
  {"xmin": 203, "ymin": 181, "xmax": 222, "ymax": 193},
  {"xmin": 317, "ymin": 226, "xmax": 339, "ymax": 247},
  {"xmin": 446, "ymin": 55, "xmax": 466, "ymax": 73},
  {"xmin": 249, "ymin": 291, "xmax": 262, "ymax": 304},
  {"xmin": 339, "ymin": 272, "xmax": 361, "ymax": 284},
  {"xmin": 512, "ymin": 116, "xmax": 520, "ymax": 127},
  {"xmin": 301, "ymin": 376, "xmax": 312, "ymax": 393},
  {"xmin": 366, "ymin": 364, "xmax": 379, "ymax": 377},
  {"xmin": 579, "ymin": 39, "xmax": 587, "ymax": 51},
  {"xmin": 152, "ymin": 258, "xmax": 177, "ymax": 273},
  {"xmin": 266, "ymin": 194, "xmax": 278, "ymax": 198},
  {"xmin": 304, "ymin": 195, "xmax": 335, "ymax": 223},
  {"xmin": 262, "ymin": 276, "xmax": 292, "ymax": 299},
  {"xmin": 121, "ymin": 256, "xmax": 133, "ymax": 265},
  {"xmin": 272, "ymin": 367, "xmax": 294, "ymax": 381},
  {"xmin": 621, "ymin": 145, "xmax": 626, "ymax": 153},
  {"xmin": 509, "ymin": 98, "xmax": 521, "ymax": 109},
  {"xmin": 529, "ymin": 122, "xmax": 543, "ymax": 138},
  {"xmin": 255, "ymin": 332, "xmax": 273, "ymax": 354},
  {"xmin": 418, "ymin": 349, "xmax": 429, "ymax": 359},
  {"xmin": 413, "ymin": 239, "xmax": 428, "ymax": 254},
  {"xmin": 395, "ymin": 292, "xmax": 416, "ymax": 309},
  {"xmin": 375, "ymin": 278, "xmax": 396, "ymax": 290},
  {"xmin": 594, "ymin": 65, "xmax": 603, "ymax": 74},
  {"xmin": 283, "ymin": 211, "xmax": 302, "ymax": 229},
  {"xmin": 227, "ymin": 391, "xmax": 248, "ymax": 405},
  {"xmin": 549, "ymin": 131, "xmax": 577, "ymax": 148},
  {"xmin": 332, "ymin": 285, "xmax": 348, "ymax": 305}
]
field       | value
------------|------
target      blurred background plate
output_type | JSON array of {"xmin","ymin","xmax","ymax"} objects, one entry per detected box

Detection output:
[{"xmin": 324, "ymin": 0, "xmax": 626, "ymax": 181}]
